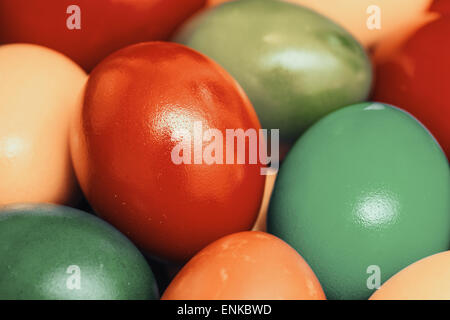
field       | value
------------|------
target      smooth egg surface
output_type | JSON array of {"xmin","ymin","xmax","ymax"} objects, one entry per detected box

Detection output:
[
  {"xmin": 0, "ymin": 44, "xmax": 87, "ymax": 206},
  {"xmin": 370, "ymin": 251, "xmax": 450, "ymax": 300},
  {"xmin": 268, "ymin": 102, "xmax": 449, "ymax": 300},
  {"xmin": 162, "ymin": 231, "xmax": 326, "ymax": 300}
]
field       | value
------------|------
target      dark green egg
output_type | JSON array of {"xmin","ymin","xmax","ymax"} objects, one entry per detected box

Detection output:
[{"xmin": 0, "ymin": 204, "xmax": 158, "ymax": 299}]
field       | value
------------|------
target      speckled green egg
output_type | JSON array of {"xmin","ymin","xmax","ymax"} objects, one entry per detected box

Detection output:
[
  {"xmin": 268, "ymin": 102, "xmax": 450, "ymax": 300},
  {"xmin": 0, "ymin": 204, "xmax": 158, "ymax": 299}
]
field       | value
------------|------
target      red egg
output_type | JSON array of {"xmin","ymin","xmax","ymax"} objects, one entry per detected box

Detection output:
[
  {"xmin": 70, "ymin": 42, "xmax": 266, "ymax": 262},
  {"xmin": 373, "ymin": 17, "xmax": 450, "ymax": 159},
  {"xmin": 0, "ymin": 0, "xmax": 205, "ymax": 71},
  {"xmin": 430, "ymin": 0, "xmax": 450, "ymax": 16}
]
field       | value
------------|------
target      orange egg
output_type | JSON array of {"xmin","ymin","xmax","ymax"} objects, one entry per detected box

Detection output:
[
  {"xmin": 162, "ymin": 231, "xmax": 326, "ymax": 300},
  {"xmin": 370, "ymin": 251, "xmax": 450, "ymax": 300},
  {"xmin": 207, "ymin": 0, "xmax": 434, "ymax": 50},
  {"xmin": 0, "ymin": 44, "xmax": 87, "ymax": 206}
]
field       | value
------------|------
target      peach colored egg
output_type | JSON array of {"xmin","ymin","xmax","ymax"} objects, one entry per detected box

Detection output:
[
  {"xmin": 162, "ymin": 231, "xmax": 326, "ymax": 300},
  {"xmin": 207, "ymin": 0, "xmax": 228, "ymax": 7},
  {"xmin": 252, "ymin": 170, "xmax": 277, "ymax": 232},
  {"xmin": 289, "ymin": 0, "xmax": 434, "ymax": 49},
  {"xmin": 370, "ymin": 251, "xmax": 450, "ymax": 300},
  {"xmin": 207, "ymin": 0, "xmax": 434, "ymax": 49},
  {"xmin": 0, "ymin": 44, "xmax": 87, "ymax": 206}
]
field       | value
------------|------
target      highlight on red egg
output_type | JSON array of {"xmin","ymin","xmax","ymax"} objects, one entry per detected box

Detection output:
[{"xmin": 0, "ymin": 0, "xmax": 448, "ymax": 311}]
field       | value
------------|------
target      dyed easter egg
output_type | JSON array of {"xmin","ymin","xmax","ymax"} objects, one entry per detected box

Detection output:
[
  {"xmin": 287, "ymin": 0, "xmax": 434, "ymax": 49},
  {"xmin": 0, "ymin": 0, "xmax": 206, "ymax": 71},
  {"xmin": 370, "ymin": 251, "xmax": 450, "ymax": 300},
  {"xmin": 430, "ymin": 0, "xmax": 450, "ymax": 16},
  {"xmin": 162, "ymin": 231, "xmax": 326, "ymax": 300},
  {"xmin": 175, "ymin": 0, "xmax": 372, "ymax": 145},
  {"xmin": 268, "ymin": 102, "xmax": 449, "ymax": 300},
  {"xmin": 70, "ymin": 42, "xmax": 265, "ymax": 262},
  {"xmin": 0, "ymin": 204, "xmax": 158, "ymax": 299},
  {"xmin": 373, "ymin": 17, "xmax": 450, "ymax": 160},
  {"xmin": 206, "ymin": 0, "xmax": 433, "ymax": 49},
  {"xmin": 0, "ymin": 44, "xmax": 86, "ymax": 207}
]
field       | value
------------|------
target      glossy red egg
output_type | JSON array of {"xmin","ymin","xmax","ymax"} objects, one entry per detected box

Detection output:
[
  {"xmin": 71, "ymin": 42, "xmax": 266, "ymax": 262},
  {"xmin": 373, "ymin": 17, "xmax": 450, "ymax": 159},
  {"xmin": 0, "ymin": 0, "xmax": 205, "ymax": 71}
]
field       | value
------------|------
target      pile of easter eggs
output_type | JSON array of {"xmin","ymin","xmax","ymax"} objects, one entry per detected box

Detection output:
[{"xmin": 0, "ymin": 0, "xmax": 448, "ymax": 300}]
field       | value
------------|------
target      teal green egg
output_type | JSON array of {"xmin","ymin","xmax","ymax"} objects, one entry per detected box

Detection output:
[
  {"xmin": 267, "ymin": 102, "xmax": 450, "ymax": 300},
  {"xmin": 174, "ymin": 0, "xmax": 372, "ymax": 144},
  {"xmin": 0, "ymin": 204, "xmax": 158, "ymax": 299}
]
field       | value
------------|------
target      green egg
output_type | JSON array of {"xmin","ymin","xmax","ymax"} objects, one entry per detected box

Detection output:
[
  {"xmin": 174, "ymin": 0, "xmax": 372, "ymax": 144},
  {"xmin": 268, "ymin": 102, "xmax": 450, "ymax": 300},
  {"xmin": 0, "ymin": 204, "xmax": 158, "ymax": 299}
]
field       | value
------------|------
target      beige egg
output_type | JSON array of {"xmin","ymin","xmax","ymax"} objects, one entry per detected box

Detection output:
[
  {"xmin": 370, "ymin": 251, "xmax": 450, "ymax": 300},
  {"xmin": 252, "ymin": 169, "xmax": 277, "ymax": 232},
  {"xmin": 0, "ymin": 44, "xmax": 87, "ymax": 206},
  {"xmin": 289, "ymin": 0, "xmax": 434, "ymax": 48}
]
